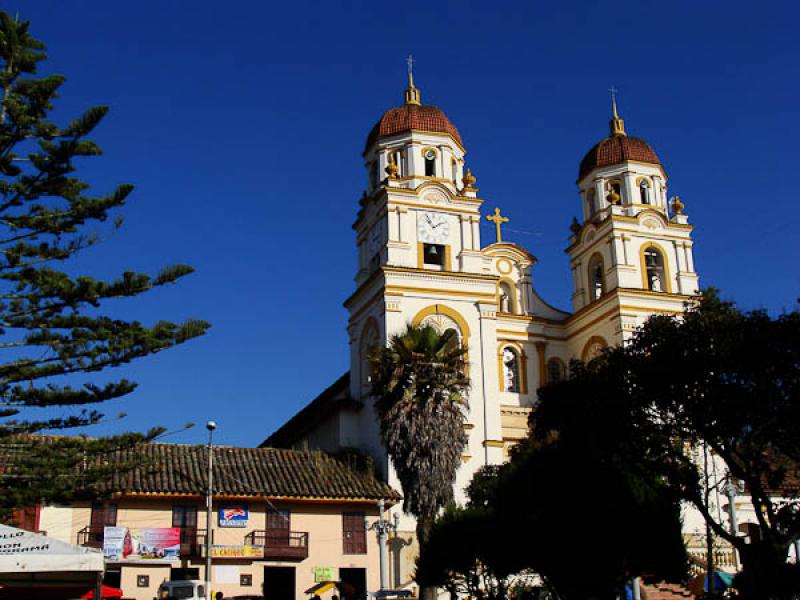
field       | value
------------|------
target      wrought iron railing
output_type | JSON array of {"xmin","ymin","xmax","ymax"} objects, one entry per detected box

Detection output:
[{"xmin": 244, "ymin": 529, "xmax": 309, "ymax": 560}]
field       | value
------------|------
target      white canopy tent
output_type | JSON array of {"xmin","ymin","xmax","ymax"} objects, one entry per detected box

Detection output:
[{"xmin": 0, "ymin": 524, "xmax": 105, "ymax": 599}]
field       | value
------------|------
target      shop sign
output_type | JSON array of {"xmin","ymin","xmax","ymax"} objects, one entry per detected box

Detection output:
[
  {"xmin": 314, "ymin": 566, "xmax": 336, "ymax": 582},
  {"xmin": 103, "ymin": 527, "xmax": 180, "ymax": 562},
  {"xmin": 219, "ymin": 505, "xmax": 249, "ymax": 528},
  {"xmin": 203, "ymin": 544, "xmax": 263, "ymax": 559}
]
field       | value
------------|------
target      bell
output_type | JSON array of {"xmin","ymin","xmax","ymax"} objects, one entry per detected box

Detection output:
[{"xmin": 429, "ymin": 246, "xmax": 438, "ymax": 255}]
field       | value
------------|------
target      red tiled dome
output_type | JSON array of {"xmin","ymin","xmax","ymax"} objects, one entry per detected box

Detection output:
[
  {"xmin": 365, "ymin": 104, "xmax": 463, "ymax": 152},
  {"xmin": 579, "ymin": 135, "xmax": 660, "ymax": 181}
]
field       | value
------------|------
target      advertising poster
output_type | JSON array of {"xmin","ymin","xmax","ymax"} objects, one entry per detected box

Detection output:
[
  {"xmin": 103, "ymin": 527, "xmax": 180, "ymax": 562},
  {"xmin": 218, "ymin": 505, "xmax": 249, "ymax": 528}
]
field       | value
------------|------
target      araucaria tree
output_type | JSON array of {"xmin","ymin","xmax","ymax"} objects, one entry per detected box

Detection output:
[
  {"xmin": 370, "ymin": 324, "xmax": 469, "ymax": 600},
  {"xmin": 0, "ymin": 13, "xmax": 209, "ymax": 510}
]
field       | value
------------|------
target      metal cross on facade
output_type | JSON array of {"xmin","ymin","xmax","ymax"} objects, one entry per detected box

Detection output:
[{"xmin": 486, "ymin": 207, "xmax": 509, "ymax": 243}]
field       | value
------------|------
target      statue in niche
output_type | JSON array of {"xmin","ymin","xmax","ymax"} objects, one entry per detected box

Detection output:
[
  {"xmin": 499, "ymin": 287, "xmax": 511, "ymax": 313},
  {"xmin": 650, "ymin": 273, "xmax": 662, "ymax": 292}
]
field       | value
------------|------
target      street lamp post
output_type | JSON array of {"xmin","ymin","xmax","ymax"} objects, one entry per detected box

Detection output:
[
  {"xmin": 369, "ymin": 499, "xmax": 397, "ymax": 591},
  {"xmin": 205, "ymin": 421, "xmax": 216, "ymax": 600}
]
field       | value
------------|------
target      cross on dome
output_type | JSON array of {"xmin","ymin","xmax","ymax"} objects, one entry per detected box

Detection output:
[
  {"xmin": 486, "ymin": 208, "xmax": 509, "ymax": 243},
  {"xmin": 404, "ymin": 55, "xmax": 421, "ymax": 106},
  {"xmin": 608, "ymin": 85, "xmax": 626, "ymax": 136}
]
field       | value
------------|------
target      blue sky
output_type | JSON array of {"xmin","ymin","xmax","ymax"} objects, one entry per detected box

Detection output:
[{"xmin": 8, "ymin": 1, "xmax": 799, "ymax": 446}]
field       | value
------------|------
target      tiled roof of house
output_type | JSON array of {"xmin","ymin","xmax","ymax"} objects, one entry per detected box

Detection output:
[
  {"xmin": 642, "ymin": 581, "xmax": 695, "ymax": 599},
  {"xmin": 365, "ymin": 104, "xmax": 463, "ymax": 152},
  {"xmin": 0, "ymin": 436, "xmax": 399, "ymax": 502},
  {"xmin": 261, "ymin": 372, "xmax": 358, "ymax": 449},
  {"xmin": 578, "ymin": 134, "xmax": 660, "ymax": 181}
]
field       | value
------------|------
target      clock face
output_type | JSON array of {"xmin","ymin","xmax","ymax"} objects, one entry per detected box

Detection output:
[{"xmin": 417, "ymin": 211, "xmax": 449, "ymax": 244}]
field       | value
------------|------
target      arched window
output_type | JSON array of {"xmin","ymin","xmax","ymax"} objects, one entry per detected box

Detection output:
[
  {"xmin": 639, "ymin": 179, "xmax": 651, "ymax": 204},
  {"xmin": 451, "ymin": 159, "xmax": 457, "ymax": 183},
  {"xmin": 424, "ymin": 148, "xmax": 436, "ymax": 177},
  {"xmin": 643, "ymin": 246, "xmax": 667, "ymax": 292},
  {"xmin": 588, "ymin": 254, "xmax": 604, "ymax": 301},
  {"xmin": 502, "ymin": 347, "xmax": 520, "ymax": 393},
  {"xmin": 498, "ymin": 282, "xmax": 515, "ymax": 314},
  {"xmin": 547, "ymin": 358, "xmax": 565, "ymax": 384}
]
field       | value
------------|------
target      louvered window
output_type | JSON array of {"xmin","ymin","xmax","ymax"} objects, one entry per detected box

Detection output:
[{"xmin": 343, "ymin": 512, "xmax": 367, "ymax": 554}]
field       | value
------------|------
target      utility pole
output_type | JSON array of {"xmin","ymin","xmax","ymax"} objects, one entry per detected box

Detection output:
[{"xmin": 205, "ymin": 421, "xmax": 216, "ymax": 599}]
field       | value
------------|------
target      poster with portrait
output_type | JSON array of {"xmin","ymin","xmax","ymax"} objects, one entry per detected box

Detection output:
[{"xmin": 103, "ymin": 527, "xmax": 180, "ymax": 562}]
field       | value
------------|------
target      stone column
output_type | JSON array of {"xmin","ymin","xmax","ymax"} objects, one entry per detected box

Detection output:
[{"xmin": 535, "ymin": 341, "xmax": 547, "ymax": 387}]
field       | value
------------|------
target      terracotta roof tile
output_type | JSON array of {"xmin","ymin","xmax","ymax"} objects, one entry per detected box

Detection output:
[
  {"xmin": 365, "ymin": 104, "xmax": 463, "ymax": 152},
  {"xmin": 0, "ymin": 437, "xmax": 399, "ymax": 502},
  {"xmin": 579, "ymin": 135, "xmax": 660, "ymax": 181}
]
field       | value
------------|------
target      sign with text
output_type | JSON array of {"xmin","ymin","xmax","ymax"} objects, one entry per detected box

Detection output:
[
  {"xmin": 218, "ymin": 505, "xmax": 249, "ymax": 528},
  {"xmin": 103, "ymin": 527, "xmax": 180, "ymax": 562},
  {"xmin": 314, "ymin": 567, "xmax": 336, "ymax": 582},
  {"xmin": 203, "ymin": 545, "xmax": 263, "ymax": 559}
]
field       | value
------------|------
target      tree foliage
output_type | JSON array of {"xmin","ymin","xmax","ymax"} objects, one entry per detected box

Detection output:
[
  {"xmin": 369, "ymin": 324, "xmax": 469, "ymax": 600},
  {"xmin": 0, "ymin": 12, "xmax": 209, "ymax": 510},
  {"xmin": 612, "ymin": 289, "xmax": 800, "ymax": 599}
]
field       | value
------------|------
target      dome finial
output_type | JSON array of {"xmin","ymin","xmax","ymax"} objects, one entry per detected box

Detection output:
[
  {"xmin": 404, "ymin": 55, "xmax": 421, "ymax": 106},
  {"xmin": 608, "ymin": 85, "xmax": 626, "ymax": 136}
]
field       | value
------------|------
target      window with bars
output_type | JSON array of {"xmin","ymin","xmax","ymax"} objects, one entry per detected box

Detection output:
[{"xmin": 342, "ymin": 512, "xmax": 367, "ymax": 554}]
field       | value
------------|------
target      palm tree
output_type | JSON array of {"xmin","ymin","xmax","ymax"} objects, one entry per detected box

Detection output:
[{"xmin": 369, "ymin": 324, "xmax": 470, "ymax": 600}]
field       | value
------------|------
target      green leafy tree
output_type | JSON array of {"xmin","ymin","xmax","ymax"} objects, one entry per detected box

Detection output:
[
  {"xmin": 420, "ymin": 367, "xmax": 688, "ymax": 600},
  {"xmin": 0, "ymin": 12, "xmax": 209, "ymax": 511},
  {"xmin": 369, "ymin": 324, "xmax": 469, "ymax": 600},
  {"xmin": 617, "ymin": 289, "xmax": 800, "ymax": 599}
]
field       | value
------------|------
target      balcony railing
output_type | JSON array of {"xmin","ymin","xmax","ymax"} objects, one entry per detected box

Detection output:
[
  {"xmin": 179, "ymin": 528, "xmax": 207, "ymax": 557},
  {"xmin": 244, "ymin": 530, "xmax": 309, "ymax": 560},
  {"xmin": 684, "ymin": 533, "xmax": 738, "ymax": 574},
  {"xmin": 77, "ymin": 526, "xmax": 207, "ymax": 557}
]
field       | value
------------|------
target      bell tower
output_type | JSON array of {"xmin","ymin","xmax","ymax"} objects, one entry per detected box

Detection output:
[{"xmin": 565, "ymin": 98, "xmax": 700, "ymax": 357}]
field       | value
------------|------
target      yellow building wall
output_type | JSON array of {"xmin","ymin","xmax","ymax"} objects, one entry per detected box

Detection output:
[{"xmin": 39, "ymin": 497, "xmax": 385, "ymax": 600}]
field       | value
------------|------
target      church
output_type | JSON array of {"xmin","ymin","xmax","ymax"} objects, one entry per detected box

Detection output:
[{"xmin": 263, "ymin": 71, "xmax": 700, "ymax": 584}]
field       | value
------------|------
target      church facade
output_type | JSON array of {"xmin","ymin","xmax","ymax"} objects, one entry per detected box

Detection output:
[{"xmin": 263, "ymin": 74, "xmax": 700, "ymax": 586}]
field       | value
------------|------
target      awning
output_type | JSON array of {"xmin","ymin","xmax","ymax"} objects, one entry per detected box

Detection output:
[
  {"xmin": 305, "ymin": 581, "xmax": 337, "ymax": 595},
  {"xmin": 0, "ymin": 525, "xmax": 103, "ymax": 574}
]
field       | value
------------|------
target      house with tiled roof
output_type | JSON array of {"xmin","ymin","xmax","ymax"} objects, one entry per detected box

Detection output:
[{"xmin": 5, "ymin": 440, "xmax": 399, "ymax": 600}]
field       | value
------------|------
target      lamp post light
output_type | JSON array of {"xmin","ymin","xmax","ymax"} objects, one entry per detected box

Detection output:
[
  {"xmin": 369, "ymin": 499, "xmax": 397, "ymax": 591},
  {"xmin": 205, "ymin": 421, "xmax": 216, "ymax": 599}
]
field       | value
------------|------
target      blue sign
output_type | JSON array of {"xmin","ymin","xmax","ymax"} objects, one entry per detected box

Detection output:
[{"xmin": 219, "ymin": 505, "xmax": 249, "ymax": 528}]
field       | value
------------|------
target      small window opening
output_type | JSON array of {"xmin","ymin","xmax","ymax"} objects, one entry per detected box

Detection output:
[
  {"xmin": 423, "ymin": 243, "xmax": 445, "ymax": 267},
  {"xmin": 589, "ymin": 258, "xmax": 604, "ymax": 301},
  {"xmin": 639, "ymin": 181, "xmax": 650, "ymax": 204},
  {"xmin": 424, "ymin": 149, "xmax": 436, "ymax": 176},
  {"xmin": 644, "ymin": 247, "xmax": 666, "ymax": 292},
  {"xmin": 502, "ymin": 348, "xmax": 520, "ymax": 393},
  {"xmin": 451, "ymin": 159, "xmax": 457, "ymax": 183}
]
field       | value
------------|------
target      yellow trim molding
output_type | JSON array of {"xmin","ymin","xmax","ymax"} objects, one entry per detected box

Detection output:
[
  {"xmin": 411, "ymin": 304, "xmax": 472, "ymax": 340},
  {"xmin": 482, "ymin": 440, "xmax": 505, "ymax": 448}
]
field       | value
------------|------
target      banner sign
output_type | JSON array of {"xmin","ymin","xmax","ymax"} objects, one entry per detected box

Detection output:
[
  {"xmin": 103, "ymin": 527, "xmax": 180, "ymax": 562},
  {"xmin": 203, "ymin": 544, "xmax": 263, "ymax": 559},
  {"xmin": 219, "ymin": 505, "xmax": 249, "ymax": 528},
  {"xmin": 314, "ymin": 567, "xmax": 336, "ymax": 582}
]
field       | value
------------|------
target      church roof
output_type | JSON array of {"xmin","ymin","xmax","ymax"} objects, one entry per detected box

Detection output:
[
  {"xmin": 365, "ymin": 104, "xmax": 463, "ymax": 153},
  {"xmin": 578, "ymin": 134, "xmax": 661, "ymax": 181}
]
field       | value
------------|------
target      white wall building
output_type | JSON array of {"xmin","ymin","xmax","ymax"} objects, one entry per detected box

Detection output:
[{"xmin": 262, "ymin": 75, "xmax": 702, "ymax": 588}]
